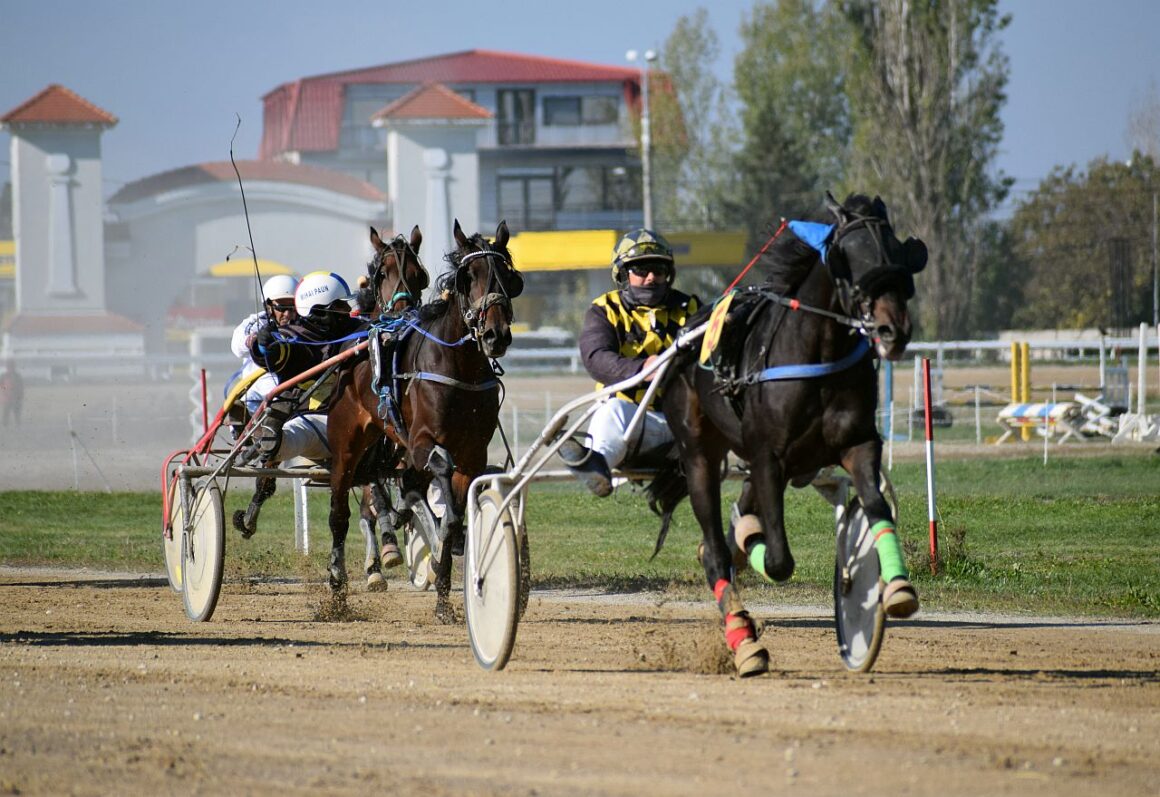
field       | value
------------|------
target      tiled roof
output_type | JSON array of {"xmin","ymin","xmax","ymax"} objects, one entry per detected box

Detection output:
[
  {"xmin": 109, "ymin": 160, "xmax": 385, "ymax": 205},
  {"xmin": 0, "ymin": 84, "xmax": 118, "ymax": 127},
  {"xmin": 268, "ymin": 49, "xmax": 640, "ymax": 93},
  {"xmin": 261, "ymin": 49, "xmax": 639, "ymax": 157},
  {"xmin": 372, "ymin": 82, "xmax": 492, "ymax": 122}
]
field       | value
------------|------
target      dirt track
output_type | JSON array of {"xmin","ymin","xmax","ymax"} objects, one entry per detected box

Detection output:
[{"xmin": 1, "ymin": 568, "xmax": 1156, "ymax": 796}]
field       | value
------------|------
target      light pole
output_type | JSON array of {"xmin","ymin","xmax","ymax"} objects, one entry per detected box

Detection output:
[{"xmin": 627, "ymin": 48, "xmax": 657, "ymax": 230}]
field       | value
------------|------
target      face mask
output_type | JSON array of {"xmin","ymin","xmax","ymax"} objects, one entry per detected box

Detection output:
[{"xmin": 625, "ymin": 283, "xmax": 670, "ymax": 307}]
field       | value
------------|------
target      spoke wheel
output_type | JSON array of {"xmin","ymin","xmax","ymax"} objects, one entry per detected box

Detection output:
[
  {"xmin": 402, "ymin": 493, "xmax": 438, "ymax": 591},
  {"xmin": 464, "ymin": 488, "xmax": 519, "ymax": 671},
  {"xmin": 832, "ymin": 471, "xmax": 898, "ymax": 673},
  {"xmin": 163, "ymin": 484, "xmax": 184, "ymax": 594},
  {"xmin": 181, "ymin": 480, "xmax": 225, "ymax": 622}
]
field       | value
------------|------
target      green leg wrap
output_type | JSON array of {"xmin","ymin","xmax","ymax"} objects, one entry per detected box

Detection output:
[
  {"xmin": 748, "ymin": 542, "xmax": 774, "ymax": 583},
  {"xmin": 871, "ymin": 520, "xmax": 909, "ymax": 582}
]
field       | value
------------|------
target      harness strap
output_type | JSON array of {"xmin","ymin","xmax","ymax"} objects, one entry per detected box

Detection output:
[
  {"xmin": 395, "ymin": 371, "xmax": 498, "ymax": 392},
  {"xmin": 746, "ymin": 336, "xmax": 871, "ymax": 384}
]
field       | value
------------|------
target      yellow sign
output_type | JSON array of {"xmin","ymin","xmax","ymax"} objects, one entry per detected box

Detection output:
[{"xmin": 699, "ymin": 291, "xmax": 736, "ymax": 364}]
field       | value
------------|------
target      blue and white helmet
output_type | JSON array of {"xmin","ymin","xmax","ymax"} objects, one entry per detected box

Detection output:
[{"xmin": 294, "ymin": 271, "xmax": 352, "ymax": 318}]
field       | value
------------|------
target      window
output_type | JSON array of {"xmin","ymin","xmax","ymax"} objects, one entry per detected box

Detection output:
[
  {"xmin": 543, "ymin": 97, "xmax": 580, "ymax": 126},
  {"xmin": 497, "ymin": 89, "xmax": 535, "ymax": 145},
  {"xmin": 543, "ymin": 96, "xmax": 618, "ymax": 126},
  {"xmin": 556, "ymin": 166, "xmax": 641, "ymax": 212},
  {"xmin": 498, "ymin": 175, "xmax": 555, "ymax": 230}
]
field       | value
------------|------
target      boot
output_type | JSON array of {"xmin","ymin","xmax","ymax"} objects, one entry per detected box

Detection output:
[{"xmin": 558, "ymin": 438, "xmax": 612, "ymax": 497}]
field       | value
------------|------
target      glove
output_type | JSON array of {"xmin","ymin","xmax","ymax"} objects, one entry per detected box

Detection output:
[{"xmin": 255, "ymin": 325, "xmax": 276, "ymax": 351}]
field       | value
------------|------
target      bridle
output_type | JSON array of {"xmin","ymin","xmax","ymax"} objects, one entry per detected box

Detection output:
[
  {"xmin": 824, "ymin": 211, "xmax": 916, "ymax": 326},
  {"xmin": 372, "ymin": 234, "xmax": 427, "ymax": 313},
  {"xmin": 454, "ymin": 246, "xmax": 519, "ymax": 346}
]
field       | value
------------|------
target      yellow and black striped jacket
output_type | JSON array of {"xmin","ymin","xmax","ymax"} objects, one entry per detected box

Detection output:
[{"xmin": 578, "ymin": 288, "xmax": 699, "ymax": 407}]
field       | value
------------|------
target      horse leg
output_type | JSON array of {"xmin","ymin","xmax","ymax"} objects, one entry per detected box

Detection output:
[
  {"xmin": 231, "ymin": 476, "xmax": 276, "ymax": 539},
  {"xmin": 685, "ymin": 446, "xmax": 768, "ymax": 678},
  {"xmin": 744, "ymin": 456, "xmax": 795, "ymax": 583},
  {"xmin": 842, "ymin": 441, "xmax": 919, "ymax": 618},
  {"xmin": 358, "ymin": 487, "xmax": 386, "ymax": 592},
  {"xmin": 326, "ymin": 485, "xmax": 351, "ymax": 592},
  {"xmin": 366, "ymin": 480, "xmax": 403, "ymax": 569}
]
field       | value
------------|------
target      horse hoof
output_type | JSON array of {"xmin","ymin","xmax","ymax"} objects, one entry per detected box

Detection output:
[
  {"xmin": 734, "ymin": 639, "xmax": 769, "ymax": 678},
  {"xmin": 231, "ymin": 509, "xmax": 255, "ymax": 539},
  {"xmin": 380, "ymin": 541, "xmax": 403, "ymax": 569},
  {"xmin": 366, "ymin": 571, "xmax": 387, "ymax": 592},
  {"xmin": 434, "ymin": 600, "xmax": 458, "ymax": 625},
  {"xmin": 882, "ymin": 578, "xmax": 919, "ymax": 619}
]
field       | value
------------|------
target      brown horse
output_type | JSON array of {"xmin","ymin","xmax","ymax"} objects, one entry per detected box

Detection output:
[
  {"xmin": 658, "ymin": 193, "xmax": 927, "ymax": 676},
  {"xmin": 326, "ymin": 220, "xmax": 524, "ymax": 621}
]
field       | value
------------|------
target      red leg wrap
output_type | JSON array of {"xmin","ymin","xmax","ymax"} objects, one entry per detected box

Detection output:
[
  {"xmin": 724, "ymin": 612, "xmax": 756, "ymax": 651},
  {"xmin": 713, "ymin": 578, "xmax": 730, "ymax": 604}
]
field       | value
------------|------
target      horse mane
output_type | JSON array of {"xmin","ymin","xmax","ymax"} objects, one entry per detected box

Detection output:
[{"xmin": 760, "ymin": 193, "xmax": 879, "ymax": 292}]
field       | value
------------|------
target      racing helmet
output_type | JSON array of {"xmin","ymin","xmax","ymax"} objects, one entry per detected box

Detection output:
[
  {"xmin": 294, "ymin": 271, "xmax": 352, "ymax": 318},
  {"xmin": 261, "ymin": 275, "xmax": 298, "ymax": 305},
  {"xmin": 611, "ymin": 228, "xmax": 675, "ymax": 285}
]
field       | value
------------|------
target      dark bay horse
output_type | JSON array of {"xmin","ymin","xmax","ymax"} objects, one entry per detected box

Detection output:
[
  {"xmin": 659, "ymin": 193, "xmax": 927, "ymax": 676},
  {"xmin": 326, "ymin": 220, "xmax": 524, "ymax": 621}
]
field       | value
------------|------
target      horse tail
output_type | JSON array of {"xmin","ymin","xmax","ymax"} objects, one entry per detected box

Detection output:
[{"xmin": 646, "ymin": 459, "xmax": 689, "ymax": 559}]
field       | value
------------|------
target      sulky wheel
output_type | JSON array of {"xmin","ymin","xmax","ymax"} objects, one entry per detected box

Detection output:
[
  {"xmin": 464, "ymin": 488, "xmax": 519, "ymax": 671},
  {"xmin": 181, "ymin": 479, "xmax": 225, "ymax": 622},
  {"xmin": 163, "ymin": 483, "xmax": 184, "ymax": 594},
  {"xmin": 402, "ymin": 492, "xmax": 439, "ymax": 591},
  {"xmin": 832, "ymin": 486, "xmax": 888, "ymax": 672}
]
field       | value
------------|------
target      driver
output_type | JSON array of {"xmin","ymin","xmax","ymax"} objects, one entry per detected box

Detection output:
[
  {"xmin": 560, "ymin": 229, "xmax": 700, "ymax": 496},
  {"xmin": 246, "ymin": 270, "xmax": 365, "ymax": 467}
]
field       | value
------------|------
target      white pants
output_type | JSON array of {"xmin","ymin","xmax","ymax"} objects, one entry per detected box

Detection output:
[
  {"xmin": 586, "ymin": 398, "xmax": 674, "ymax": 469},
  {"xmin": 273, "ymin": 413, "xmax": 330, "ymax": 464}
]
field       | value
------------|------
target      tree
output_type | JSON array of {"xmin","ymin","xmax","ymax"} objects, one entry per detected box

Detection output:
[
  {"xmin": 840, "ymin": 0, "xmax": 1012, "ymax": 338},
  {"xmin": 654, "ymin": 9, "xmax": 739, "ymax": 230},
  {"xmin": 1008, "ymin": 156, "xmax": 1157, "ymax": 331},
  {"xmin": 730, "ymin": 0, "xmax": 852, "ymax": 245}
]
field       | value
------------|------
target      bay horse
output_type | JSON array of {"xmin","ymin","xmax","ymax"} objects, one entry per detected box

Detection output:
[
  {"xmin": 658, "ymin": 193, "xmax": 927, "ymax": 677},
  {"xmin": 326, "ymin": 220, "xmax": 524, "ymax": 622}
]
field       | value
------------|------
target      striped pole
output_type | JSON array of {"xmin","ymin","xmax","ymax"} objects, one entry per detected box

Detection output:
[{"xmin": 923, "ymin": 358, "xmax": 938, "ymax": 575}]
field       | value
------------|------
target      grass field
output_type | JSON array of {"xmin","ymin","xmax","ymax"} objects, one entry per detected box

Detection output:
[{"xmin": 1, "ymin": 454, "xmax": 1156, "ymax": 618}]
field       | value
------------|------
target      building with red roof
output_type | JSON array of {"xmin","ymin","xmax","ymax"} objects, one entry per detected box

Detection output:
[{"xmin": 261, "ymin": 49, "xmax": 650, "ymax": 235}]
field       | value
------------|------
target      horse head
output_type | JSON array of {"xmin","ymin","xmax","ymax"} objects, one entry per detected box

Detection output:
[
  {"xmin": 367, "ymin": 225, "xmax": 429, "ymax": 315},
  {"xmin": 449, "ymin": 219, "xmax": 524, "ymax": 358},
  {"xmin": 822, "ymin": 193, "xmax": 927, "ymax": 361}
]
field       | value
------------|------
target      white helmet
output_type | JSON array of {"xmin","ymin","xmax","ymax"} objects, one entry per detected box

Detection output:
[
  {"xmin": 295, "ymin": 271, "xmax": 352, "ymax": 317},
  {"xmin": 262, "ymin": 274, "xmax": 298, "ymax": 304}
]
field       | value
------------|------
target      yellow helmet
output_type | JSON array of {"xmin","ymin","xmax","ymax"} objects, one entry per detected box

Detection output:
[{"xmin": 611, "ymin": 228, "xmax": 675, "ymax": 285}]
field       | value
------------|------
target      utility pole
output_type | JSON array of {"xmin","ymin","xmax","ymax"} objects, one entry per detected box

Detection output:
[{"xmin": 627, "ymin": 48, "xmax": 657, "ymax": 230}]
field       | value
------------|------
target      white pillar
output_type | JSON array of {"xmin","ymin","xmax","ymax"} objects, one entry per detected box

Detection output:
[
  {"xmin": 45, "ymin": 153, "xmax": 79, "ymax": 296},
  {"xmin": 423, "ymin": 148, "xmax": 452, "ymax": 299}
]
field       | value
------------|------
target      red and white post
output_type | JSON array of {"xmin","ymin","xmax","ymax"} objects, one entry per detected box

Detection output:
[{"xmin": 922, "ymin": 358, "xmax": 938, "ymax": 574}]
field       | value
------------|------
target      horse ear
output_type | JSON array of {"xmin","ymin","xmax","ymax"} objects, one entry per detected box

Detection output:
[
  {"xmin": 872, "ymin": 195, "xmax": 889, "ymax": 221},
  {"xmin": 495, "ymin": 219, "xmax": 510, "ymax": 249},
  {"xmin": 453, "ymin": 219, "xmax": 468, "ymax": 248},
  {"xmin": 824, "ymin": 191, "xmax": 843, "ymax": 219},
  {"xmin": 903, "ymin": 237, "xmax": 928, "ymax": 273},
  {"xmin": 370, "ymin": 226, "xmax": 384, "ymax": 251},
  {"xmin": 409, "ymin": 224, "xmax": 422, "ymax": 253}
]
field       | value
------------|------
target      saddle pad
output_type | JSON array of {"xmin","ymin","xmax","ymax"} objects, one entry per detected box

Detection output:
[
  {"xmin": 221, "ymin": 368, "xmax": 266, "ymax": 412},
  {"xmin": 699, "ymin": 291, "xmax": 736, "ymax": 364}
]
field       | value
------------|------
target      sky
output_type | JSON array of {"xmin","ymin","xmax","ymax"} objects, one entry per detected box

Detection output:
[{"xmin": 3, "ymin": 0, "xmax": 1160, "ymax": 216}]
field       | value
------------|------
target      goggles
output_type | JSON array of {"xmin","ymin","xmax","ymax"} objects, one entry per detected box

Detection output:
[
  {"xmin": 268, "ymin": 300, "xmax": 296, "ymax": 312},
  {"xmin": 627, "ymin": 261, "xmax": 669, "ymax": 277}
]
